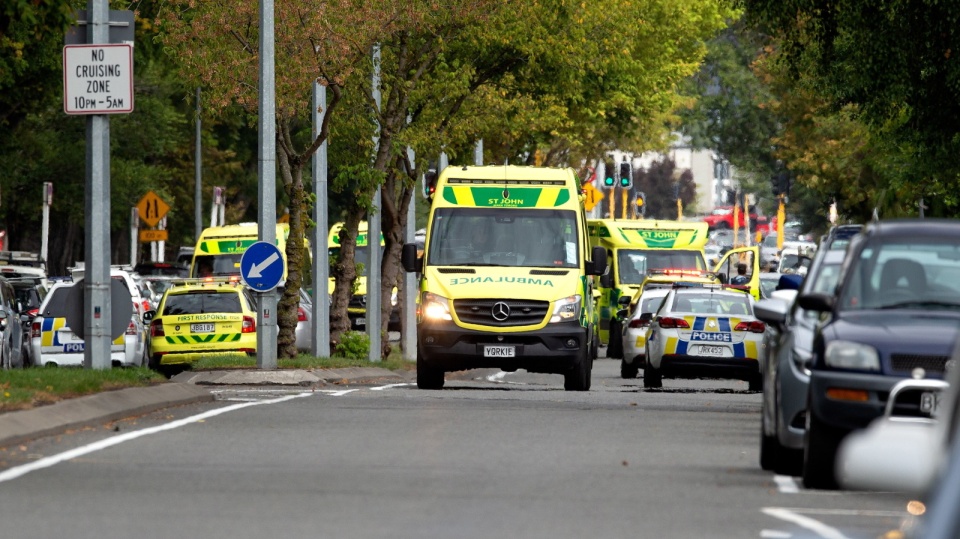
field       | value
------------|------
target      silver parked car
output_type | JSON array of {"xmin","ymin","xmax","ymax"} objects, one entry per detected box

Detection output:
[{"xmin": 752, "ymin": 224, "xmax": 860, "ymax": 476}]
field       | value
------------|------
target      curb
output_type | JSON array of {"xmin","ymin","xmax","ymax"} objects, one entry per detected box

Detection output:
[
  {"xmin": 0, "ymin": 368, "xmax": 411, "ymax": 448},
  {"xmin": 0, "ymin": 383, "xmax": 214, "ymax": 448}
]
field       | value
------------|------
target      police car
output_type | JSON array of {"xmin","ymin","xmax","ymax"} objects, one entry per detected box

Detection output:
[
  {"xmin": 618, "ymin": 287, "xmax": 670, "ymax": 378},
  {"xmin": 644, "ymin": 285, "xmax": 765, "ymax": 390},
  {"xmin": 145, "ymin": 278, "xmax": 258, "ymax": 368},
  {"xmin": 31, "ymin": 281, "xmax": 147, "ymax": 367}
]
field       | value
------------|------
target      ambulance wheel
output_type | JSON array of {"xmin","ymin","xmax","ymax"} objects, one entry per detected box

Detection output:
[
  {"xmin": 416, "ymin": 347, "xmax": 444, "ymax": 390},
  {"xmin": 564, "ymin": 346, "xmax": 591, "ymax": 391}
]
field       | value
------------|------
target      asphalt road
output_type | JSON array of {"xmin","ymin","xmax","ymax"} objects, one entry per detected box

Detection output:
[{"xmin": 0, "ymin": 357, "xmax": 914, "ymax": 539}]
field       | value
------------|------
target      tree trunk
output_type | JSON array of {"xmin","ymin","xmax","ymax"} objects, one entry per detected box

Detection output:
[
  {"xmin": 329, "ymin": 214, "xmax": 363, "ymax": 349},
  {"xmin": 278, "ymin": 166, "xmax": 307, "ymax": 359}
]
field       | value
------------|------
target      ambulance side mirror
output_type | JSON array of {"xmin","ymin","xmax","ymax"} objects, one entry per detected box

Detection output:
[
  {"xmin": 401, "ymin": 243, "xmax": 422, "ymax": 273},
  {"xmin": 587, "ymin": 246, "xmax": 607, "ymax": 276}
]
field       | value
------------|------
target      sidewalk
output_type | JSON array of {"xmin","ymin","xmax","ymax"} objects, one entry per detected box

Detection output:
[{"xmin": 0, "ymin": 367, "xmax": 409, "ymax": 449}]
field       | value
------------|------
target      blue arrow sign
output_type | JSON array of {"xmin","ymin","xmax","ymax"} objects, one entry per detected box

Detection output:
[{"xmin": 240, "ymin": 241, "xmax": 286, "ymax": 292}]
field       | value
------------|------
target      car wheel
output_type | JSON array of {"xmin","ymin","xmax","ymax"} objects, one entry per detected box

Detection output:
[
  {"xmin": 606, "ymin": 319, "xmax": 622, "ymax": 359},
  {"xmin": 564, "ymin": 345, "xmax": 591, "ymax": 391},
  {"xmin": 748, "ymin": 374, "xmax": 763, "ymax": 392},
  {"xmin": 591, "ymin": 331, "xmax": 600, "ymax": 361},
  {"xmin": 802, "ymin": 412, "xmax": 842, "ymax": 489},
  {"xmin": 643, "ymin": 359, "xmax": 662, "ymax": 388},
  {"xmin": 620, "ymin": 358, "xmax": 639, "ymax": 379},
  {"xmin": 416, "ymin": 345, "xmax": 444, "ymax": 390}
]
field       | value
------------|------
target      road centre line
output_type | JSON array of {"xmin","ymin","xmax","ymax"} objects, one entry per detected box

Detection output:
[
  {"xmin": 760, "ymin": 531, "xmax": 791, "ymax": 538},
  {"xmin": 762, "ymin": 508, "xmax": 850, "ymax": 539},
  {"xmin": 0, "ymin": 391, "xmax": 316, "ymax": 484}
]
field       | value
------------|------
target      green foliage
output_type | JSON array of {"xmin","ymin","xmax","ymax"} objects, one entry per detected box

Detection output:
[
  {"xmin": 742, "ymin": 0, "xmax": 960, "ymax": 204},
  {"xmin": 333, "ymin": 331, "xmax": 370, "ymax": 359}
]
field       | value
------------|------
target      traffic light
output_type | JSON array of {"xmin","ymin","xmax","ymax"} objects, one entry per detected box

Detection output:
[
  {"xmin": 619, "ymin": 161, "xmax": 632, "ymax": 188},
  {"xmin": 422, "ymin": 163, "xmax": 439, "ymax": 199},
  {"xmin": 603, "ymin": 160, "xmax": 616, "ymax": 187},
  {"xmin": 635, "ymin": 191, "xmax": 646, "ymax": 217}
]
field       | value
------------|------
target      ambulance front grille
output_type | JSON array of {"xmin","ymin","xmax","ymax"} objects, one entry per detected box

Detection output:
[{"xmin": 453, "ymin": 299, "xmax": 550, "ymax": 327}]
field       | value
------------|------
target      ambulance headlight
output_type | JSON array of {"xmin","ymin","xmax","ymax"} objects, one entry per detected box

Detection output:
[
  {"xmin": 550, "ymin": 295, "xmax": 582, "ymax": 323},
  {"xmin": 421, "ymin": 292, "xmax": 452, "ymax": 321}
]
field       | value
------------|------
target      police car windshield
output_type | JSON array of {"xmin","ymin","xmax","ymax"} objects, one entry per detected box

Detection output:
[{"xmin": 673, "ymin": 292, "xmax": 751, "ymax": 316}]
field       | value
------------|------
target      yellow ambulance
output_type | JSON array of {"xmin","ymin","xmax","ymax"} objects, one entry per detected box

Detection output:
[
  {"xmin": 400, "ymin": 165, "xmax": 607, "ymax": 391},
  {"xmin": 327, "ymin": 221, "xmax": 398, "ymax": 330},
  {"xmin": 190, "ymin": 222, "xmax": 311, "ymax": 286},
  {"xmin": 588, "ymin": 218, "xmax": 760, "ymax": 358}
]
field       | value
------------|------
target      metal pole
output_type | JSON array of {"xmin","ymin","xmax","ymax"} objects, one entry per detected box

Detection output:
[
  {"xmin": 130, "ymin": 207, "xmax": 138, "ymax": 267},
  {"xmin": 195, "ymin": 87, "xmax": 202, "ymax": 241},
  {"xmin": 368, "ymin": 44, "xmax": 382, "ymax": 362},
  {"xmin": 311, "ymin": 81, "xmax": 330, "ymax": 358},
  {"xmin": 41, "ymin": 182, "xmax": 52, "ymax": 273},
  {"xmin": 403, "ymin": 137, "xmax": 416, "ymax": 361},
  {"xmin": 84, "ymin": 0, "xmax": 111, "ymax": 370},
  {"xmin": 257, "ymin": 0, "xmax": 278, "ymax": 369}
]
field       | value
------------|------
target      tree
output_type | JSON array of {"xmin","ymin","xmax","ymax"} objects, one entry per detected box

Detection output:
[
  {"xmin": 634, "ymin": 159, "xmax": 696, "ymax": 220},
  {"xmin": 742, "ymin": 0, "xmax": 960, "ymax": 207}
]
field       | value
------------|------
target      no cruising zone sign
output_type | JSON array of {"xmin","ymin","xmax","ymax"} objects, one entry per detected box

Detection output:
[{"xmin": 63, "ymin": 44, "xmax": 134, "ymax": 115}]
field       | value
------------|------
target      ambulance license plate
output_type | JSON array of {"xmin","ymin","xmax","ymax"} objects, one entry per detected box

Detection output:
[
  {"xmin": 698, "ymin": 345, "xmax": 724, "ymax": 356},
  {"xmin": 191, "ymin": 323, "xmax": 215, "ymax": 333},
  {"xmin": 484, "ymin": 345, "xmax": 515, "ymax": 358}
]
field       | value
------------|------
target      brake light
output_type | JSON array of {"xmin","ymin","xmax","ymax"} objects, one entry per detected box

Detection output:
[
  {"xmin": 31, "ymin": 320, "xmax": 41, "ymax": 338},
  {"xmin": 734, "ymin": 320, "xmax": 766, "ymax": 333},
  {"xmin": 150, "ymin": 319, "xmax": 165, "ymax": 337},
  {"xmin": 658, "ymin": 316, "xmax": 690, "ymax": 329},
  {"xmin": 126, "ymin": 320, "xmax": 137, "ymax": 335},
  {"xmin": 242, "ymin": 315, "xmax": 256, "ymax": 333},
  {"xmin": 628, "ymin": 318, "xmax": 650, "ymax": 329},
  {"xmin": 141, "ymin": 299, "xmax": 151, "ymax": 313},
  {"xmin": 297, "ymin": 307, "xmax": 307, "ymax": 322}
]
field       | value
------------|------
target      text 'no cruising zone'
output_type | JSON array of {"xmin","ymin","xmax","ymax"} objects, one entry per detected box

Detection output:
[
  {"xmin": 240, "ymin": 241, "xmax": 286, "ymax": 292},
  {"xmin": 63, "ymin": 44, "xmax": 134, "ymax": 115}
]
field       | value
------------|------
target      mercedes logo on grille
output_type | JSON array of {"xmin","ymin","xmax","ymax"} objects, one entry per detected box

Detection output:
[{"xmin": 491, "ymin": 301, "xmax": 511, "ymax": 321}]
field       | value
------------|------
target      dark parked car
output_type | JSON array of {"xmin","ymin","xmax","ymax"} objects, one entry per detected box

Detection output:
[
  {"xmin": 753, "ymin": 224, "xmax": 861, "ymax": 475},
  {"xmin": 796, "ymin": 219, "xmax": 960, "ymax": 489}
]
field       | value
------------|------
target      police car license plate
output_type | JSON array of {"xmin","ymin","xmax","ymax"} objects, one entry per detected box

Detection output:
[
  {"xmin": 191, "ymin": 323, "xmax": 215, "ymax": 333},
  {"xmin": 921, "ymin": 391, "xmax": 941, "ymax": 417},
  {"xmin": 484, "ymin": 345, "xmax": 515, "ymax": 358},
  {"xmin": 698, "ymin": 345, "xmax": 724, "ymax": 356}
]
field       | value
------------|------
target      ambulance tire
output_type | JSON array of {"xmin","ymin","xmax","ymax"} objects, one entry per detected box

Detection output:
[
  {"xmin": 643, "ymin": 361, "xmax": 662, "ymax": 388},
  {"xmin": 416, "ymin": 346, "xmax": 445, "ymax": 390},
  {"xmin": 591, "ymin": 331, "xmax": 600, "ymax": 361},
  {"xmin": 606, "ymin": 319, "xmax": 623, "ymax": 359},
  {"xmin": 564, "ymin": 346, "xmax": 591, "ymax": 391}
]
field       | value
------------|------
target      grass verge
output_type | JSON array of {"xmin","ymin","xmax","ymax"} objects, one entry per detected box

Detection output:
[
  {"xmin": 0, "ymin": 367, "xmax": 166, "ymax": 413},
  {"xmin": 1, "ymin": 349, "xmax": 414, "ymax": 414}
]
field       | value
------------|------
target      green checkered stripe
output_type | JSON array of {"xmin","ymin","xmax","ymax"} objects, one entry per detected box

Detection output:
[{"xmin": 166, "ymin": 334, "xmax": 242, "ymax": 344}]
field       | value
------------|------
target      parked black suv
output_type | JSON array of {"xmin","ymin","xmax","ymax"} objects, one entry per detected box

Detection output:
[{"xmin": 797, "ymin": 219, "xmax": 960, "ymax": 489}]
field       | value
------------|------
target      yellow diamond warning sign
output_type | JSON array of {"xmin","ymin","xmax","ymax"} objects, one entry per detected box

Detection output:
[{"xmin": 137, "ymin": 191, "xmax": 169, "ymax": 227}]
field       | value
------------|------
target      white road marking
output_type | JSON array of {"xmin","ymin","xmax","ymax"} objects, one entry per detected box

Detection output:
[
  {"xmin": 774, "ymin": 475, "xmax": 800, "ymax": 494},
  {"xmin": 370, "ymin": 383, "xmax": 412, "ymax": 391},
  {"xmin": 323, "ymin": 389, "xmax": 358, "ymax": 396},
  {"xmin": 762, "ymin": 507, "xmax": 851, "ymax": 539},
  {"xmin": 487, "ymin": 372, "xmax": 508, "ymax": 382},
  {"xmin": 760, "ymin": 531, "xmax": 791, "ymax": 538},
  {"xmin": 0, "ymin": 391, "xmax": 316, "ymax": 484}
]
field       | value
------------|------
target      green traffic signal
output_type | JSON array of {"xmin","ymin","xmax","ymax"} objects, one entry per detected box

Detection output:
[{"xmin": 604, "ymin": 176, "xmax": 615, "ymax": 187}]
